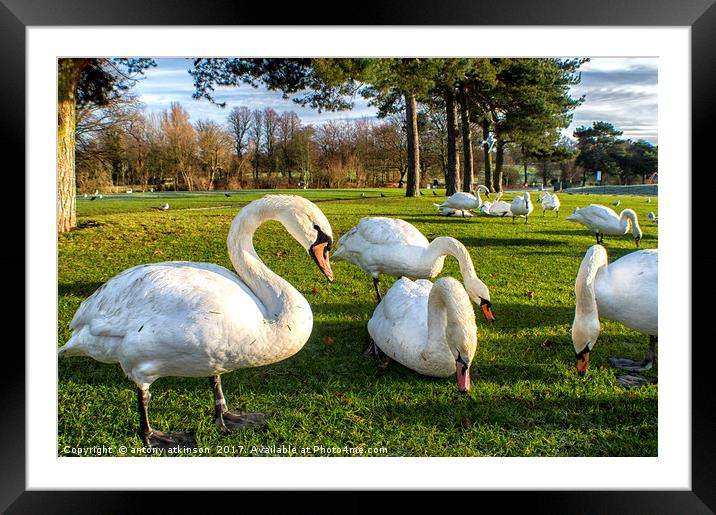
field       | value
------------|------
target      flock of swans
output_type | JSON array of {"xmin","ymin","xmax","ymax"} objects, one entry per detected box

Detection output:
[{"xmin": 59, "ymin": 191, "xmax": 657, "ymax": 450}]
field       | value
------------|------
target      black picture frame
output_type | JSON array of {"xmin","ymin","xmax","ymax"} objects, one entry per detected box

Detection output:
[{"xmin": 5, "ymin": 0, "xmax": 712, "ymax": 512}]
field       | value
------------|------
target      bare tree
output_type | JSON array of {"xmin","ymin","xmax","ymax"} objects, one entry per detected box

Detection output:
[
  {"xmin": 161, "ymin": 102, "xmax": 197, "ymax": 190},
  {"xmin": 226, "ymin": 106, "xmax": 252, "ymax": 186}
]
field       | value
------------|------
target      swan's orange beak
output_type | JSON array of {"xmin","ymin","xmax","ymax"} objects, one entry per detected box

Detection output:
[
  {"xmin": 576, "ymin": 351, "xmax": 590, "ymax": 376},
  {"xmin": 457, "ymin": 363, "xmax": 471, "ymax": 393},
  {"xmin": 311, "ymin": 242, "xmax": 334, "ymax": 283},
  {"xmin": 481, "ymin": 302, "xmax": 495, "ymax": 322}
]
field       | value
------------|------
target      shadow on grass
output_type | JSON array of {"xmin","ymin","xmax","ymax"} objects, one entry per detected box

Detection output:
[{"xmin": 59, "ymin": 281, "xmax": 107, "ymax": 298}]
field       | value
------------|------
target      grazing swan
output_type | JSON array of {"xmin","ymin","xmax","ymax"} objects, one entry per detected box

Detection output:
[
  {"xmin": 58, "ymin": 195, "xmax": 335, "ymax": 449},
  {"xmin": 571, "ymin": 245, "xmax": 657, "ymax": 386},
  {"xmin": 367, "ymin": 277, "xmax": 478, "ymax": 393},
  {"xmin": 331, "ymin": 216, "xmax": 494, "ymax": 318},
  {"xmin": 566, "ymin": 204, "xmax": 642, "ymax": 246},
  {"xmin": 437, "ymin": 185, "xmax": 490, "ymax": 215},
  {"xmin": 538, "ymin": 191, "xmax": 561, "ymax": 217},
  {"xmin": 433, "ymin": 203, "xmax": 474, "ymax": 217},
  {"xmin": 481, "ymin": 191, "xmax": 512, "ymax": 217},
  {"xmin": 510, "ymin": 191, "xmax": 534, "ymax": 224}
]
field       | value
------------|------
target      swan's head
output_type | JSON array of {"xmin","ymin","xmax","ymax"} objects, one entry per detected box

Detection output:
[
  {"xmin": 464, "ymin": 276, "xmax": 495, "ymax": 322},
  {"xmin": 572, "ymin": 310, "xmax": 600, "ymax": 376},
  {"xmin": 633, "ymin": 225, "xmax": 643, "ymax": 247},
  {"xmin": 273, "ymin": 196, "xmax": 334, "ymax": 282}
]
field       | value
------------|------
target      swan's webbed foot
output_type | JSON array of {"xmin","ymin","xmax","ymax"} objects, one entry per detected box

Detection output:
[
  {"xmin": 608, "ymin": 356, "xmax": 653, "ymax": 372},
  {"xmin": 363, "ymin": 339, "xmax": 382, "ymax": 357},
  {"xmin": 615, "ymin": 374, "xmax": 651, "ymax": 388},
  {"xmin": 364, "ymin": 339, "xmax": 392, "ymax": 368},
  {"xmin": 145, "ymin": 430, "xmax": 197, "ymax": 450},
  {"xmin": 216, "ymin": 410, "xmax": 272, "ymax": 432}
]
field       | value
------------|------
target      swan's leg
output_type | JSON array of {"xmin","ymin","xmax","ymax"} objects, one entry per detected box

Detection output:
[
  {"xmin": 363, "ymin": 338, "xmax": 391, "ymax": 368},
  {"xmin": 137, "ymin": 384, "xmax": 197, "ymax": 450},
  {"xmin": 525, "ymin": 215, "xmax": 529, "ymax": 224},
  {"xmin": 210, "ymin": 375, "xmax": 272, "ymax": 432},
  {"xmin": 373, "ymin": 277, "xmax": 382, "ymax": 303},
  {"xmin": 609, "ymin": 336, "xmax": 657, "ymax": 372},
  {"xmin": 512, "ymin": 216, "xmax": 515, "ymax": 224}
]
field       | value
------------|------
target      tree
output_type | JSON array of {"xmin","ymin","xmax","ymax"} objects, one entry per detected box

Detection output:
[
  {"xmin": 574, "ymin": 121, "xmax": 624, "ymax": 185},
  {"xmin": 161, "ymin": 102, "xmax": 197, "ymax": 190},
  {"xmin": 226, "ymin": 106, "xmax": 252, "ymax": 186},
  {"xmin": 57, "ymin": 58, "xmax": 155, "ymax": 232},
  {"xmin": 195, "ymin": 119, "xmax": 231, "ymax": 190}
]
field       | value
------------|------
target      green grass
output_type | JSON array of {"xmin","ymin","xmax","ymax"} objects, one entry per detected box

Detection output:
[{"xmin": 58, "ymin": 188, "xmax": 658, "ymax": 457}]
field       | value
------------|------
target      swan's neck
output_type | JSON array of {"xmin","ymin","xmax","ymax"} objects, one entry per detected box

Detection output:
[
  {"xmin": 572, "ymin": 246, "xmax": 608, "ymax": 353},
  {"xmin": 620, "ymin": 209, "xmax": 640, "ymax": 235},
  {"xmin": 425, "ymin": 279, "xmax": 477, "ymax": 362},
  {"xmin": 227, "ymin": 201, "xmax": 311, "ymax": 332},
  {"xmin": 424, "ymin": 237, "xmax": 478, "ymax": 281}
]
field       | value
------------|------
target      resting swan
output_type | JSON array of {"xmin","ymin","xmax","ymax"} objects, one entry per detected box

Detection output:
[
  {"xmin": 571, "ymin": 245, "xmax": 657, "ymax": 386},
  {"xmin": 331, "ymin": 217, "xmax": 494, "ymax": 321},
  {"xmin": 58, "ymin": 195, "xmax": 334, "ymax": 449},
  {"xmin": 538, "ymin": 191, "xmax": 561, "ymax": 217},
  {"xmin": 566, "ymin": 204, "xmax": 642, "ymax": 246},
  {"xmin": 510, "ymin": 192, "xmax": 534, "ymax": 224},
  {"xmin": 433, "ymin": 203, "xmax": 474, "ymax": 217},
  {"xmin": 437, "ymin": 185, "xmax": 490, "ymax": 215},
  {"xmin": 367, "ymin": 277, "xmax": 478, "ymax": 393},
  {"xmin": 481, "ymin": 191, "xmax": 512, "ymax": 217}
]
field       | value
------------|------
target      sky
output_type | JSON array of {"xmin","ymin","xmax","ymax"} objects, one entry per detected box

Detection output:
[{"xmin": 131, "ymin": 57, "xmax": 658, "ymax": 145}]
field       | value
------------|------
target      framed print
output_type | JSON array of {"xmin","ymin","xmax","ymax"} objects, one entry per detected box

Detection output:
[{"xmin": 6, "ymin": 0, "xmax": 714, "ymax": 512}]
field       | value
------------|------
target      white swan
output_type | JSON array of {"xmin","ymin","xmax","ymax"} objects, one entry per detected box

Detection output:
[
  {"xmin": 433, "ymin": 203, "xmax": 474, "ymax": 217},
  {"xmin": 367, "ymin": 277, "xmax": 477, "ymax": 393},
  {"xmin": 331, "ymin": 217, "xmax": 494, "ymax": 319},
  {"xmin": 566, "ymin": 204, "xmax": 642, "ymax": 246},
  {"xmin": 510, "ymin": 191, "xmax": 534, "ymax": 224},
  {"xmin": 437, "ymin": 185, "xmax": 490, "ymax": 215},
  {"xmin": 481, "ymin": 191, "xmax": 512, "ymax": 217},
  {"xmin": 571, "ymin": 245, "xmax": 657, "ymax": 385},
  {"xmin": 538, "ymin": 191, "xmax": 561, "ymax": 217},
  {"xmin": 58, "ymin": 195, "xmax": 335, "ymax": 449}
]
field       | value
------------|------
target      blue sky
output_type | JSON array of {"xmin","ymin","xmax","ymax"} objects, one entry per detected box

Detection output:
[{"xmin": 131, "ymin": 57, "xmax": 658, "ymax": 145}]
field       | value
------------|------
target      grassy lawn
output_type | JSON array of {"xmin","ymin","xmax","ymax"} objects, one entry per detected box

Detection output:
[{"xmin": 58, "ymin": 188, "xmax": 658, "ymax": 457}]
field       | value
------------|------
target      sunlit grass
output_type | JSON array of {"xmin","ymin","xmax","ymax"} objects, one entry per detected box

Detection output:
[{"xmin": 58, "ymin": 188, "xmax": 658, "ymax": 457}]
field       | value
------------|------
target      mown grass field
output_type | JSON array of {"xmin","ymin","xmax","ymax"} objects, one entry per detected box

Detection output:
[{"xmin": 58, "ymin": 188, "xmax": 658, "ymax": 457}]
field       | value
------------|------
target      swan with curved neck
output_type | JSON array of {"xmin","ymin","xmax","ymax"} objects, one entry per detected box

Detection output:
[
  {"xmin": 566, "ymin": 204, "xmax": 642, "ymax": 246},
  {"xmin": 332, "ymin": 216, "xmax": 494, "ymax": 321},
  {"xmin": 510, "ymin": 191, "xmax": 534, "ymax": 224},
  {"xmin": 58, "ymin": 195, "xmax": 334, "ymax": 449},
  {"xmin": 571, "ymin": 245, "xmax": 657, "ymax": 383},
  {"xmin": 481, "ymin": 191, "xmax": 512, "ymax": 216},
  {"xmin": 437, "ymin": 184, "xmax": 491, "ymax": 215},
  {"xmin": 367, "ymin": 276, "xmax": 478, "ymax": 393},
  {"xmin": 538, "ymin": 191, "xmax": 561, "ymax": 216}
]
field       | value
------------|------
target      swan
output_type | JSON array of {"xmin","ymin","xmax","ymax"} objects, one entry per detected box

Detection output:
[
  {"xmin": 331, "ymin": 216, "xmax": 494, "ymax": 319},
  {"xmin": 367, "ymin": 276, "xmax": 477, "ymax": 393},
  {"xmin": 566, "ymin": 204, "xmax": 642, "ymax": 246},
  {"xmin": 480, "ymin": 191, "xmax": 512, "ymax": 217},
  {"xmin": 433, "ymin": 203, "xmax": 474, "ymax": 217},
  {"xmin": 571, "ymin": 245, "xmax": 657, "ymax": 386},
  {"xmin": 58, "ymin": 195, "xmax": 335, "ymax": 449},
  {"xmin": 648, "ymin": 211, "xmax": 658, "ymax": 224},
  {"xmin": 510, "ymin": 191, "xmax": 534, "ymax": 224},
  {"xmin": 437, "ymin": 185, "xmax": 490, "ymax": 215},
  {"xmin": 538, "ymin": 191, "xmax": 561, "ymax": 217}
]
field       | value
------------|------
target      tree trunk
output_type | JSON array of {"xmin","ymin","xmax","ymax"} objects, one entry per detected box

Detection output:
[
  {"xmin": 57, "ymin": 59, "xmax": 88, "ymax": 233},
  {"xmin": 404, "ymin": 92, "xmax": 420, "ymax": 197},
  {"xmin": 445, "ymin": 90, "xmax": 460, "ymax": 196},
  {"xmin": 495, "ymin": 139, "xmax": 505, "ymax": 192},
  {"xmin": 459, "ymin": 86, "xmax": 474, "ymax": 193},
  {"xmin": 481, "ymin": 120, "xmax": 493, "ymax": 192}
]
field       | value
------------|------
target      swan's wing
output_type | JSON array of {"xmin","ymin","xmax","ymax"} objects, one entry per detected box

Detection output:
[
  {"xmin": 440, "ymin": 192, "xmax": 479, "ymax": 210},
  {"xmin": 69, "ymin": 262, "xmax": 266, "ymax": 344},
  {"xmin": 367, "ymin": 278, "xmax": 429, "ymax": 356},
  {"xmin": 596, "ymin": 250, "xmax": 658, "ymax": 334},
  {"xmin": 342, "ymin": 217, "xmax": 428, "ymax": 247}
]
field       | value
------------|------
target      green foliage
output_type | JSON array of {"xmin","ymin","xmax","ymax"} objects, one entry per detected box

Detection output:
[{"xmin": 58, "ymin": 189, "xmax": 658, "ymax": 457}]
